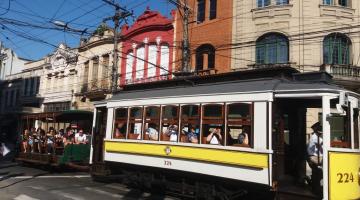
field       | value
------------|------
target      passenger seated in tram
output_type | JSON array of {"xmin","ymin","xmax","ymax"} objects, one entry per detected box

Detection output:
[
  {"xmin": 145, "ymin": 123, "xmax": 159, "ymax": 140},
  {"xmin": 114, "ymin": 122, "xmax": 126, "ymax": 139},
  {"xmin": 21, "ymin": 129, "xmax": 30, "ymax": 153},
  {"xmin": 47, "ymin": 129, "xmax": 55, "ymax": 154},
  {"xmin": 31, "ymin": 128, "xmax": 40, "ymax": 152},
  {"xmin": 38, "ymin": 129, "xmax": 46, "ymax": 154},
  {"xmin": 181, "ymin": 126, "xmax": 199, "ymax": 144},
  {"xmin": 75, "ymin": 129, "xmax": 88, "ymax": 144},
  {"xmin": 63, "ymin": 128, "xmax": 75, "ymax": 146},
  {"xmin": 164, "ymin": 124, "xmax": 178, "ymax": 142},
  {"xmin": 55, "ymin": 129, "xmax": 64, "ymax": 147},
  {"xmin": 206, "ymin": 127, "xmax": 223, "ymax": 145}
]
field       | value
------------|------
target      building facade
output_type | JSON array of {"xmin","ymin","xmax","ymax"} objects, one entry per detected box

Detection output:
[
  {"xmin": 120, "ymin": 8, "xmax": 175, "ymax": 86},
  {"xmin": 231, "ymin": 0, "xmax": 360, "ymax": 92},
  {"xmin": 0, "ymin": 43, "xmax": 42, "ymax": 141},
  {"xmin": 174, "ymin": 0, "xmax": 233, "ymax": 74},
  {"xmin": 36, "ymin": 44, "xmax": 79, "ymax": 112},
  {"xmin": 77, "ymin": 27, "xmax": 114, "ymax": 106}
]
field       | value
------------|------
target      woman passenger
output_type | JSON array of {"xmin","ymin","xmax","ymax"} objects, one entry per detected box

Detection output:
[
  {"xmin": 63, "ymin": 128, "xmax": 75, "ymax": 146},
  {"xmin": 114, "ymin": 122, "xmax": 126, "ymax": 138},
  {"xmin": 145, "ymin": 123, "xmax": 159, "ymax": 140},
  {"xmin": 55, "ymin": 129, "xmax": 64, "ymax": 147},
  {"xmin": 46, "ymin": 129, "xmax": 55, "ymax": 154},
  {"xmin": 38, "ymin": 129, "xmax": 46, "ymax": 154},
  {"xmin": 165, "ymin": 124, "xmax": 178, "ymax": 142},
  {"xmin": 21, "ymin": 129, "xmax": 30, "ymax": 153},
  {"xmin": 187, "ymin": 127, "xmax": 199, "ymax": 144}
]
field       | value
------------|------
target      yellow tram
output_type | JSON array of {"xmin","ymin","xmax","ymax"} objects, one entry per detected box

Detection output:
[{"xmin": 90, "ymin": 68, "xmax": 360, "ymax": 200}]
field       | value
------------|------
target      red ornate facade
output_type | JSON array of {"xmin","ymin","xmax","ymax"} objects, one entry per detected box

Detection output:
[{"xmin": 120, "ymin": 8, "xmax": 174, "ymax": 86}]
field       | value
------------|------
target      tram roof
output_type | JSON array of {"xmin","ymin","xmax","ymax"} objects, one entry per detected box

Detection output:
[
  {"xmin": 109, "ymin": 79, "xmax": 344, "ymax": 101},
  {"xmin": 109, "ymin": 68, "xmax": 353, "ymax": 101}
]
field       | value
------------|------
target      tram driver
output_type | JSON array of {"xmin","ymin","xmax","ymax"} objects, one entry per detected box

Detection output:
[
  {"xmin": 307, "ymin": 122, "xmax": 323, "ymax": 166},
  {"xmin": 306, "ymin": 122, "xmax": 323, "ymax": 194}
]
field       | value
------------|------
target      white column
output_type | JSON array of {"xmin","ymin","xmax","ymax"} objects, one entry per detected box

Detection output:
[
  {"xmin": 106, "ymin": 107, "xmax": 114, "ymax": 140},
  {"xmin": 350, "ymin": 102, "xmax": 354, "ymax": 149},
  {"xmin": 89, "ymin": 107, "xmax": 97, "ymax": 164},
  {"xmin": 322, "ymin": 96, "xmax": 331, "ymax": 200}
]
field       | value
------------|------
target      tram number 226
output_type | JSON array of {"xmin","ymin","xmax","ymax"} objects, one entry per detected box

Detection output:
[
  {"xmin": 337, "ymin": 172, "xmax": 354, "ymax": 183},
  {"xmin": 164, "ymin": 160, "xmax": 172, "ymax": 166}
]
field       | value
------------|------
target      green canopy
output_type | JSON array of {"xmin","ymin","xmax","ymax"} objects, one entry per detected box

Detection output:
[{"xmin": 55, "ymin": 110, "xmax": 93, "ymax": 122}]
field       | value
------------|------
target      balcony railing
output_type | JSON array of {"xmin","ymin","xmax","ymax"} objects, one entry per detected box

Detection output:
[
  {"xmin": 194, "ymin": 69, "xmax": 218, "ymax": 76},
  {"xmin": 248, "ymin": 62, "xmax": 297, "ymax": 69},
  {"xmin": 80, "ymin": 79, "xmax": 110, "ymax": 94},
  {"xmin": 321, "ymin": 64, "xmax": 360, "ymax": 78}
]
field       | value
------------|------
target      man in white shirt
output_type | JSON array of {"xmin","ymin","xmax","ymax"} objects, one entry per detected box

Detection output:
[
  {"xmin": 75, "ymin": 129, "xmax": 88, "ymax": 144},
  {"xmin": 306, "ymin": 122, "xmax": 323, "ymax": 195},
  {"xmin": 307, "ymin": 122, "xmax": 323, "ymax": 166}
]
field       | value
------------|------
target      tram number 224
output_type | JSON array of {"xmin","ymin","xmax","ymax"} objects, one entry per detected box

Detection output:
[{"xmin": 337, "ymin": 172, "xmax": 354, "ymax": 183}]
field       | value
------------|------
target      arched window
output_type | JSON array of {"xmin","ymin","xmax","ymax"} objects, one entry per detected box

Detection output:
[
  {"xmin": 136, "ymin": 46, "xmax": 145, "ymax": 79},
  {"xmin": 147, "ymin": 44, "xmax": 157, "ymax": 77},
  {"xmin": 160, "ymin": 44, "xmax": 170, "ymax": 75},
  {"xmin": 256, "ymin": 33, "xmax": 289, "ymax": 64},
  {"xmin": 196, "ymin": 44, "xmax": 215, "ymax": 71},
  {"xmin": 125, "ymin": 52, "xmax": 133, "ymax": 81},
  {"xmin": 323, "ymin": 33, "xmax": 351, "ymax": 65}
]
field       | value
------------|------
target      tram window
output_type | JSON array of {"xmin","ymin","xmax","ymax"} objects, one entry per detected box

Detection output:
[
  {"xmin": 128, "ymin": 107, "xmax": 143, "ymax": 140},
  {"xmin": 181, "ymin": 105, "xmax": 200, "ymax": 144},
  {"xmin": 202, "ymin": 104, "xmax": 224, "ymax": 145},
  {"xmin": 226, "ymin": 103, "xmax": 252, "ymax": 147},
  {"xmin": 113, "ymin": 108, "xmax": 128, "ymax": 139},
  {"xmin": 203, "ymin": 104, "xmax": 223, "ymax": 118},
  {"xmin": 325, "ymin": 105, "xmax": 351, "ymax": 148},
  {"xmin": 143, "ymin": 106, "xmax": 160, "ymax": 141},
  {"xmin": 161, "ymin": 105, "xmax": 179, "ymax": 142},
  {"xmin": 353, "ymin": 108, "xmax": 359, "ymax": 149}
]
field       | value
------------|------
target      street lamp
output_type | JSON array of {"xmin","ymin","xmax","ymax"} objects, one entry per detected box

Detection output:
[{"xmin": 52, "ymin": 20, "xmax": 88, "ymax": 35}]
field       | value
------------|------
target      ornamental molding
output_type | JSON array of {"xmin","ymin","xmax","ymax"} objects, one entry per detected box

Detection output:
[{"xmin": 47, "ymin": 44, "xmax": 78, "ymax": 73}]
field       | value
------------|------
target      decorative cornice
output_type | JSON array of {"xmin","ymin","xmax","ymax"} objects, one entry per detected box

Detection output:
[
  {"xmin": 78, "ymin": 37, "xmax": 113, "ymax": 52},
  {"xmin": 121, "ymin": 8, "xmax": 173, "ymax": 40}
]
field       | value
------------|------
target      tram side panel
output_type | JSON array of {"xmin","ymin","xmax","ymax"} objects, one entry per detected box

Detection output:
[
  {"xmin": 102, "ymin": 101, "xmax": 272, "ymax": 186},
  {"xmin": 104, "ymin": 142, "xmax": 270, "ymax": 185}
]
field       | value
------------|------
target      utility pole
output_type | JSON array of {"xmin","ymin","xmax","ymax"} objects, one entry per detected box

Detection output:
[
  {"xmin": 102, "ymin": 0, "xmax": 132, "ymax": 93},
  {"xmin": 169, "ymin": 0, "xmax": 191, "ymax": 74},
  {"xmin": 181, "ymin": 0, "xmax": 191, "ymax": 73}
]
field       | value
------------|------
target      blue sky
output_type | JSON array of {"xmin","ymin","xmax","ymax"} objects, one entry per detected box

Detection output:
[{"xmin": 0, "ymin": 0, "xmax": 175, "ymax": 60}]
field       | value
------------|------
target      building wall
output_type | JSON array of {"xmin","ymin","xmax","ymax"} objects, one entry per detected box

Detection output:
[
  {"xmin": 119, "ymin": 9, "xmax": 175, "ymax": 86},
  {"xmin": 231, "ymin": 0, "xmax": 360, "ymax": 73},
  {"xmin": 175, "ymin": 0, "xmax": 233, "ymax": 73}
]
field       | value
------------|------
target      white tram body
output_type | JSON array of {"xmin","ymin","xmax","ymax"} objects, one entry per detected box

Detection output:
[{"xmin": 91, "ymin": 69, "xmax": 360, "ymax": 200}]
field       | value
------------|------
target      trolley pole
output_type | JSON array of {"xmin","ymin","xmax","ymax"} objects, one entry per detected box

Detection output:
[{"xmin": 102, "ymin": 0, "xmax": 132, "ymax": 94}]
